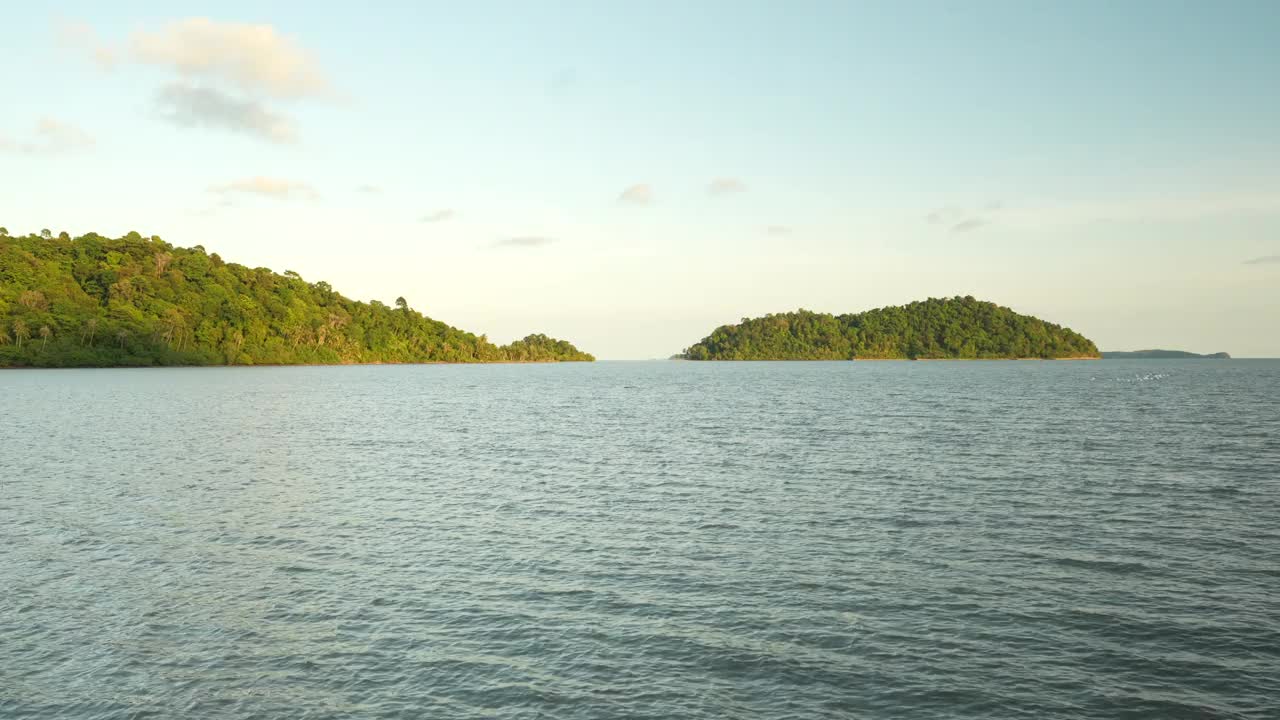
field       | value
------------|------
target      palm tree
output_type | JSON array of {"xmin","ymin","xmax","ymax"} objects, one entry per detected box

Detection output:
[
  {"xmin": 18, "ymin": 290, "xmax": 45, "ymax": 309},
  {"xmin": 13, "ymin": 319, "xmax": 29, "ymax": 349},
  {"xmin": 39, "ymin": 325, "xmax": 52, "ymax": 351},
  {"xmin": 0, "ymin": 327, "xmax": 10, "ymax": 346},
  {"xmin": 116, "ymin": 329, "xmax": 129, "ymax": 349},
  {"xmin": 83, "ymin": 318, "xmax": 98, "ymax": 346}
]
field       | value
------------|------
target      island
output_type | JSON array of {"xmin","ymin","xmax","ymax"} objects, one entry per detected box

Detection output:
[
  {"xmin": 0, "ymin": 229, "xmax": 594, "ymax": 367},
  {"xmin": 1102, "ymin": 350, "xmax": 1231, "ymax": 359},
  {"xmin": 678, "ymin": 296, "xmax": 1099, "ymax": 360}
]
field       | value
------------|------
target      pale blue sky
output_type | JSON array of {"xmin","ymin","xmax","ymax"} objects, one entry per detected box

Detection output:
[{"xmin": 2, "ymin": 1, "xmax": 1278, "ymax": 357}]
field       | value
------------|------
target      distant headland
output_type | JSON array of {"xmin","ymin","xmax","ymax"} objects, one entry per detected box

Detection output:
[
  {"xmin": 0, "ymin": 229, "xmax": 594, "ymax": 367},
  {"xmin": 678, "ymin": 297, "xmax": 1099, "ymax": 360},
  {"xmin": 1102, "ymin": 350, "xmax": 1231, "ymax": 359}
]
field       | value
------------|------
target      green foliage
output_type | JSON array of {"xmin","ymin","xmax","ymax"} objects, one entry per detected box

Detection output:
[
  {"xmin": 0, "ymin": 230, "xmax": 594, "ymax": 367},
  {"xmin": 680, "ymin": 296, "xmax": 1099, "ymax": 360},
  {"xmin": 502, "ymin": 333, "xmax": 599, "ymax": 362}
]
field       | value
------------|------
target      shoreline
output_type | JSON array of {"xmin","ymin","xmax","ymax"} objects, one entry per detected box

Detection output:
[
  {"xmin": 906, "ymin": 356, "xmax": 1099, "ymax": 361},
  {"xmin": 679, "ymin": 356, "xmax": 1102, "ymax": 362},
  {"xmin": 0, "ymin": 359, "xmax": 594, "ymax": 371}
]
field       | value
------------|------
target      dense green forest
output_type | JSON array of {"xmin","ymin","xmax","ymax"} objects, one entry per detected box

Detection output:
[
  {"xmin": 0, "ymin": 229, "xmax": 593, "ymax": 367},
  {"xmin": 679, "ymin": 297, "xmax": 1099, "ymax": 360}
]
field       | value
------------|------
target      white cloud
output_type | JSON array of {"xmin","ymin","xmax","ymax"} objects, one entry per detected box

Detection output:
[
  {"xmin": 130, "ymin": 18, "xmax": 330, "ymax": 99},
  {"xmin": 208, "ymin": 177, "xmax": 318, "ymax": 200},
  {"xmin": 356, "ymin": 184, "xmax": 382, "ymax": 194},
  {"xmin": 765, "ymin": 225, "xmax": 792, "ymax": 236},
  {"xmin": 494, "ymin": 236, "xmax": 556, "ymax": 248},
  {"xmin": 59, "ymin": 17, "xmax": 332, "ymax": 144},
  {"xmin": 708, "ymin": 177, "xmax": 747, "ymax": 195},
  {"xmin": 1244, "ymin": 255, "xmax": 1280, "ymax": 265},
  {"xmin": 618, "ymin": 184, "xmax": 653, "ymax": 206},
  {"xmin": 0, "ymin": 117, "xmax": 94, "ymax": 154},
  {"xmin": 421, "ymin": 209, "xmax": 456, "ymax": 223},
  {"xmin": 155, "ymin": 82, "xmax": 296, "ymax": 142}
]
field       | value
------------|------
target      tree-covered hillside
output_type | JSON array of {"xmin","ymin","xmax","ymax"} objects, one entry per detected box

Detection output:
[
  {"xmin": 680, "ymin": 297, "xmax": 1098, "ymax": 360},
  {"xmin": 0, "ymin": 229, "xmax": 593, "ymax": 367}
]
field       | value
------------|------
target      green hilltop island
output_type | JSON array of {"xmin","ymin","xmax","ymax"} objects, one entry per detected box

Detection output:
[
  {"xmin": 0, "ymin": 229, "xmax": 594, "ymax": 367},
  {"xmin": 677, "ymin": 297, "xmax": 1100, "ymax": 361},
  {"xmin": 1101, "ymin": 350, "xmax": 1231, "ymax": 359}
]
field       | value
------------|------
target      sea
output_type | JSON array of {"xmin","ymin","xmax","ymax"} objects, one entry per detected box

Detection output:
[{"xmin": 2, "ymin": 360, "xmax": 1277, "ymax": 719}]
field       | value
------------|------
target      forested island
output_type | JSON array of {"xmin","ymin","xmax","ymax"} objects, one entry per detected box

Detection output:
[
  {"xmin": 1102, "ymin": 350, "xmax": 1231, "ymax": 359},
  {"xmin": 0, "ymin": 229, "xmax": 594, "ymax": 367},
  {"xmin": 678, "ymin": 297, "xmax": 1099, "ymax": 360}
]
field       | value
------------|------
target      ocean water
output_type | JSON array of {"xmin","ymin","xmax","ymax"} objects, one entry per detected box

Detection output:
[{"xmin": 1, "ymin": 360, "xmax": 1278, "ymax": 719}]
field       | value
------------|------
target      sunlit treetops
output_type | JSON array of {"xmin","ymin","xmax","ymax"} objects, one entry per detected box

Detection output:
[
  {"xmin": 679, "ymin": 297, "xmax": 1099, "ymax": 360},
  {"xmin": 0, "ymin": 229, "xmax": 593, "ymax": 367}
]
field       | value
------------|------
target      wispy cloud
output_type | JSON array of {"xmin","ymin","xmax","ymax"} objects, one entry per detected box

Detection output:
[
  {"xmin": 930, "ymin": 191, "xmax": 1280, "ymax": 234},
  {"xmin": 708, "ymin": 177, "xmax": 747, "ymax": 195},
  {"xmin": 995, "ymin": 191, "xmax": 1280, "ymax": 230},
  {"xmin": 208, "ymin": 176, "xmax": 318, "ymax": 200},
  {"xmin": 57, "ymin": 19, "xmax": 117, "ymax": 68},
  {"xmin": 35, "ymin": 118, "xmax": 94, "ymax": 152},
  {"xmin": 0, "ymin": 117, "xmax": 95, "ymax": 154},
  {"xmin": 421, "ymin": 209, "xmax": 456, "ymax": 223},
  {"xmin": 130, "ymin": 18, "xmax": 331, "ymax": 99},
  {"xmin": 1244, "ymin": 255, "xmax": 1280, "ymax": 265},
  {"xmin": 493, "ymin": 236, "xmax": 555, "ymax": 248},
  {"xmin": 61, "ymin": 18, "xmax": 332, "ymax": 144},
  {"xmin": 617, "ymin": 184, "xmax": 653, "ymax": 206},
  {"xmin": 155, "ymin": 82, "xmax": 296, "ymax": 142},
  {"xmin": 766, "ymin": 225, "xmax": 792, "ymax": 236},
  {"xmin": 356, "ymin": 184, "xmax": 381, "ymax": 194},
  {"xmin": 187, "ymin": 198, "xmax": 236, "ymax": 217},
  {"xmin": 927, "ymin": 203, "xmax": 999, "ymax": 233},
  {"xmin": 925, "ymin": 208, "xmax": 951, "ymax": 224}
]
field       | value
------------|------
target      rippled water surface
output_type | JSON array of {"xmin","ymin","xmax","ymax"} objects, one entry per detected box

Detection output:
[{"xmin": 2, "ymin": 360, "xmax": 1278, "ymax": 719}]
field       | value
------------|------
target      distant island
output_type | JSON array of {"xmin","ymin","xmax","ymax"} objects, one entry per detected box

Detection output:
[
  {"xmin": 678, "ymin": 297, "xmax": 1099, "ymax": 360},
  {"xmin": 1102, "ymin": 350, "xmax": 1231, "ymax": 359},
  {"xmin": 0, "ymin": 229, "xmax": 594, "ymax": 367}
]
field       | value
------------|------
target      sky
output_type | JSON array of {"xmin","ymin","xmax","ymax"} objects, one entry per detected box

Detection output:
[{"xmin": 2, "ymin": 1, "xmax": 1278, "ymax": 358}]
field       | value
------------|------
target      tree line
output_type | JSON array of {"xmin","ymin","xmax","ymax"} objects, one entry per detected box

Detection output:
[
  {"xmin": 0, "ymin": 228, "xmax": 594, "ymax": 367},
  {"xmin": 679, "ymin": 296, "xmax": 1099, "ymax": 360}
]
